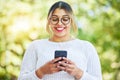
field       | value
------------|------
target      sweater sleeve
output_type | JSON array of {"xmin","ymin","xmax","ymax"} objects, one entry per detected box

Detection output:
[
  {"xmin": 18, "ymin": 42, "xmax": 42, "ymax": 80},
  {"xmin": 80, "ymin": 42, "xmax": 102, "ymax": 80}
]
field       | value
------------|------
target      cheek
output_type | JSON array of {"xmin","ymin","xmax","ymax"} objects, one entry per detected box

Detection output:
[
  {"xmin": 49, "ymin": 22, "xmax": 54, "ymax": 29},
  {"xmin": 66, "ymin": 25, "xmax": 71, "ymax": 31},
  {"xmin": 50, "ymin": 25, "xmax": 56, "ymax": 32}
]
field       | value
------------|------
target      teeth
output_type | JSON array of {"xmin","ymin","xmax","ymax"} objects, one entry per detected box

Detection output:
[{"xmin": 56, "ymin": 27, "xmax": 64, "ymax": 30}]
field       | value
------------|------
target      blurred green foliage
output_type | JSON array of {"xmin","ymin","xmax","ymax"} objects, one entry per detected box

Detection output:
[{"xmin": 0, "ymin": 0, "xmax": 120, "ymax": 80}]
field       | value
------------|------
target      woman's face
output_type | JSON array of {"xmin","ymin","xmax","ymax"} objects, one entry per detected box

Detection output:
[{"xmin": 49, "ymin": 8, "xmax": 71, "ymax": 38}]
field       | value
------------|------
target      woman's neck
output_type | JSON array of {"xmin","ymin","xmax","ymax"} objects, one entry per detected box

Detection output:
[{"xmin": 49, "ymin": 35, "xmax": 74, "ymax": 42}]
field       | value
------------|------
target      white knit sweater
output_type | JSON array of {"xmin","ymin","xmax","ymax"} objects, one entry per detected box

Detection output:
[{"xmin": 18, "ymin": 39, "xmax": 102, "ymax": 80}]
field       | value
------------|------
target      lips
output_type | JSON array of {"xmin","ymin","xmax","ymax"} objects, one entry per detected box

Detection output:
[
  {"xmin": 56, "ymin": 27, "xmax": 64, "ymax": 30},
  {"xmin": 55, "ymin": 27, "xmax": 66, "ymax": 32}
]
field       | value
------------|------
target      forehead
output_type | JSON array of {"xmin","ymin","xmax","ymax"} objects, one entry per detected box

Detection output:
[{"xmin": 52, "ymin": 8, "xmax": 69, "ymax": 17}]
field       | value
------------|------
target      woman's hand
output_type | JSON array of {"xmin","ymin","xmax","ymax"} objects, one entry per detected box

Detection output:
[
  {"xmin": 35, "ymin": 57, "xmax": 62, "ymax": 79},
  {"xmin": 57, "ymin": 57, "xmax": 83, "ymax": 80}
]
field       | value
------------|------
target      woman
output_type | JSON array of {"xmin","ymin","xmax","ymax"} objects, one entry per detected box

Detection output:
[{"xmin": 18, "ymin": 1, "xmax": 102, "ymax": 80}]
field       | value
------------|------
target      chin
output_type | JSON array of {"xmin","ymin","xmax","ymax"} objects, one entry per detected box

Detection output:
[{"xmin": 55, "ymin": 34, "xmax": 66, "ymax": 38}]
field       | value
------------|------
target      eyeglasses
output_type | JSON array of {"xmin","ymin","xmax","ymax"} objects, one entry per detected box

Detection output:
[{"xmin": 50, "ymin": 15, "xmax": 70, "ymax": 25}]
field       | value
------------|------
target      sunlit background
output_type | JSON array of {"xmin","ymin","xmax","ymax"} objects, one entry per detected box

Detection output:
[{"xmin": 0, "ymin": 0, "xmax": 120, "ymax": 80}]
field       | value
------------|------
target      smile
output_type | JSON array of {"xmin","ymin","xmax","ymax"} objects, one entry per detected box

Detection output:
[
  {"xmin": 56, "ymin": 27, "xmax": 64, "ymax": 30},
  {"xmin": 55, "ymin": 27, "xmax": 66, "ymax": 32}
]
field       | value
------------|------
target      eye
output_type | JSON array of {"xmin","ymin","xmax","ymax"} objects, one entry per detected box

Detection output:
[
  {"xmin": 62, "ymin": 17, "xmax": 70, "ymax": 21},
  {"xmin": 50, "ymin": 17, "xmax": 59, "ymax": 25},
  {"xmin": 52, "ymin": 18, "xmax": 58, "ymax": 21},
  {"xmin": 50, "ymin": 16, "xmax": 59, "ymax": 22}
]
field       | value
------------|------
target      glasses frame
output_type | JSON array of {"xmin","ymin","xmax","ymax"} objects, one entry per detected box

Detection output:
[{"xmin": 50, "ymin": 15, "xmax": 70, "ymax": 25}]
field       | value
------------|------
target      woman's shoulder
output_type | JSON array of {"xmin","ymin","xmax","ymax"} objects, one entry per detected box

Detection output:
[
  {"xmin": 29, "ymin": 39, "xmax": 48, "ymax": 46},
  {"xmin": 74, "ymin": 38, "xmax": 95, "ymax": 49},
  {"xmin": 75, "ymin": 38, "xmax": 93, "ymax": 45},
  {"xmin": 32, "ymin": 39, "xmax": 48, "ymax": 43},
  {"xmin": 76, "ymin": 39, "xmax": 97, "ymax": 56}
]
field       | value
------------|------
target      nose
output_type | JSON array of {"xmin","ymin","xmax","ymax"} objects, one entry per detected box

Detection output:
[{"xmin": 57, "ymin": 19, "xmax": 62, "ymax": 25}]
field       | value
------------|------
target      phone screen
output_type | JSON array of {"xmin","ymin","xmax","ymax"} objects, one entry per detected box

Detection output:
[{"xmin": 54, "ymin": 50, "xmax": 67, "ymax": 58}]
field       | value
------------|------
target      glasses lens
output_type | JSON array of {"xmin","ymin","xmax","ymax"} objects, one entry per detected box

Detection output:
[
  {"xmin": 50, "ymin": 16, "xmax": 70, "ymax": 25},
  {"xmin": 61, "ymin": 17, "xmax": 70, "ymax": 25},
  {"xmin": 50, "ymin": 17, "xmax": 58, "ymax": 25}
]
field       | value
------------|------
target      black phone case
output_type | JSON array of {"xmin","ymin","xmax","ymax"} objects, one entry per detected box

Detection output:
[{"xmin": 54, "ymin": 50, "xmax": 67, "ymax": 58}]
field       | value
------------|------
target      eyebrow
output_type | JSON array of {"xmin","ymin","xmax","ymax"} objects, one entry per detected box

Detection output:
[{"xmin": 51, "ymin": 15, "xmax": 69, "ymax": 17}]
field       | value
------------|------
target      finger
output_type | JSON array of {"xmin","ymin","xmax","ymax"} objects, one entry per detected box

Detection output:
[
  {"xmin": 51, "ymin": 68, "xmax": 60, "ymax": 73},
  {"xmin": 58, "ymin": 61, "xmax": 67, "ymax": 67},
  {"xmin": 60, "ymin": 60, "xmax": 66, "ymax": 63},
  {"xmin": 65, "ymin": 68, "xmax": 72, "ymax": 72},
  {"xmin": 62, "ymin": 57, "xmax": 74, "ymax": 64},
  {"xmin": 66, "ymin": 64, "xmax": 74, "ymax": 69},
  {"xmin": 50, "ymin": 64, "xmax": 61, "ymax": 72},
  {"xmin": 57, "ymin": 65, "xmax": 66, "ymax": 70},
  {"xmin": 51, "ymin": 57, "xmax": 62, "ymax": 63},
  {"xmin": 65, "ymin": 68, "xmax": 75, "ymax": 76},
  {"xmin": 59, "ymin": 61, "xmax": 75, "ymax": 70},
  {"xmin": 51, "ymin": 63, "xmax": 57, "ymax": 68}
]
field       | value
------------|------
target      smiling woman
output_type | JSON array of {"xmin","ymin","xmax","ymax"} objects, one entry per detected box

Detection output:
[
  {"xmin": 18, "ymin": 1, "xmax": 102, "ymax": 80},
  {"xmin": 46, "ymin": 2, "xmax": 78, "ymax": 40}
]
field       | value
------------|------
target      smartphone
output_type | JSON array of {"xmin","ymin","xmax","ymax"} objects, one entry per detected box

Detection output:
[
  {"xmin": 55, "ymin": 50, "xmax": 67, "ymax": 58},
  {"xmin": 54, "ymin": 50, "xmax": 67, "ymax": 63}
]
